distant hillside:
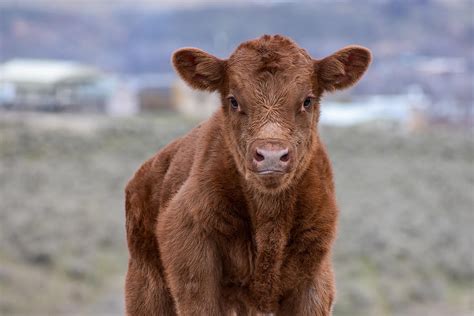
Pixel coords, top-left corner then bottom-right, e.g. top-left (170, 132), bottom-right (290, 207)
top-left (1, 1), bottom-right (472, 73)
top-left (0, 0), bottom-right (473, 109)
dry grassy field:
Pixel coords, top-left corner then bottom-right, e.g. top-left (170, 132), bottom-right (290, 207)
top-left (0, 112), bottom-right (472, 315)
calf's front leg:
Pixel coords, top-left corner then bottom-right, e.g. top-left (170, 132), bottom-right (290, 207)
top-left (157, 207), bottom-right (225, 316)
top-left (277, 255), bottom-right (335, 316)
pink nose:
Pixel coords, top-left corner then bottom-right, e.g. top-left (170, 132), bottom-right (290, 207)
top-left (248, 139), bottom-right (294, 174)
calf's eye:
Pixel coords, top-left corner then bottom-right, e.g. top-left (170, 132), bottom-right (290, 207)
top-left (303, 97), bottom-right (312, 109)
top-left (229, 97), bottom-right (239, 111)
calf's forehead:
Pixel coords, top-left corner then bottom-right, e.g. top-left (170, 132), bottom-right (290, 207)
top-left (226, 38), bottom-right (314, 93)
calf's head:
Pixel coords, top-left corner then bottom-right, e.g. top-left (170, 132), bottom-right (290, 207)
top-left (173, 35), bottom-right (371, 191)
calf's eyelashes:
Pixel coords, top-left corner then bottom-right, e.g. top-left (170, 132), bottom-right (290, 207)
top-left (227, 96), bottom-right (241, 112)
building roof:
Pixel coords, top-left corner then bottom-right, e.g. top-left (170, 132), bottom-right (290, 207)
top-left (0, 59), bottom-right (102, 85)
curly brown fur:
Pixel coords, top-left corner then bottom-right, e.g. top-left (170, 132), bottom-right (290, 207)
top-left (125, 34), bottom-right (371, 315)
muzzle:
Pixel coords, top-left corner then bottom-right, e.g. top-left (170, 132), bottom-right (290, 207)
top-left (247, 138), bottom-right (295, 175)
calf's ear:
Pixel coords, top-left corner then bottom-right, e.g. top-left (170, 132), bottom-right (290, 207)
top-left (172, 48), bottom-right (225, 92)
top-left (316, 46), bottom-right (371, 92)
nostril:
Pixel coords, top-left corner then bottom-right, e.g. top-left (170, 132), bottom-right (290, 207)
top-left (254, 150), bottom-right (265, 162)
top-left (280, 153), bottom-right (289, 162)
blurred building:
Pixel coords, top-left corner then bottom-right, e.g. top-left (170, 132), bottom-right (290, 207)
top-left (172, 80), bottom-right (220, 119)
top-left (0, 59), bottom-right (138, 115)
top-left (129, 74), bottom-right (220, 118)
top-left (130, 73), bottom-right (175, 112)
top-left (320, 86), bottom-right (429, 129)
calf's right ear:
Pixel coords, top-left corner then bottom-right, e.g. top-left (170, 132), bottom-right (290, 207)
top-left (172, 48), bottom-right (226, 92)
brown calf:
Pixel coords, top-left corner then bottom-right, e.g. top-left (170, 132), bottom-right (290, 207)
top-left (125, 34), bottom-right (371, 315)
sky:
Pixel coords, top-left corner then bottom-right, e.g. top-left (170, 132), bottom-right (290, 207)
top-left (1, 0), bottom-right (277, 10)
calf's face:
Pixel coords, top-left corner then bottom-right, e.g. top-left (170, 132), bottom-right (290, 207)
top-left (173, 35), bottom-right (371, 191)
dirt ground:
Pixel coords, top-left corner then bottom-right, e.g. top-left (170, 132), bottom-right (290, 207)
top-left (0, 112), bottom-right (472, 316)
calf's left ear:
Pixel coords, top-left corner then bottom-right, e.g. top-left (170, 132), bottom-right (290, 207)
top-left (172, 48), bottom-right (225, 92)
top-left (316, 46), bottom-right (371, 92)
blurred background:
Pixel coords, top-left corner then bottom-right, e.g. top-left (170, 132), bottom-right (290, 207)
top-left (0, 0), bottom-right (472, 315)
